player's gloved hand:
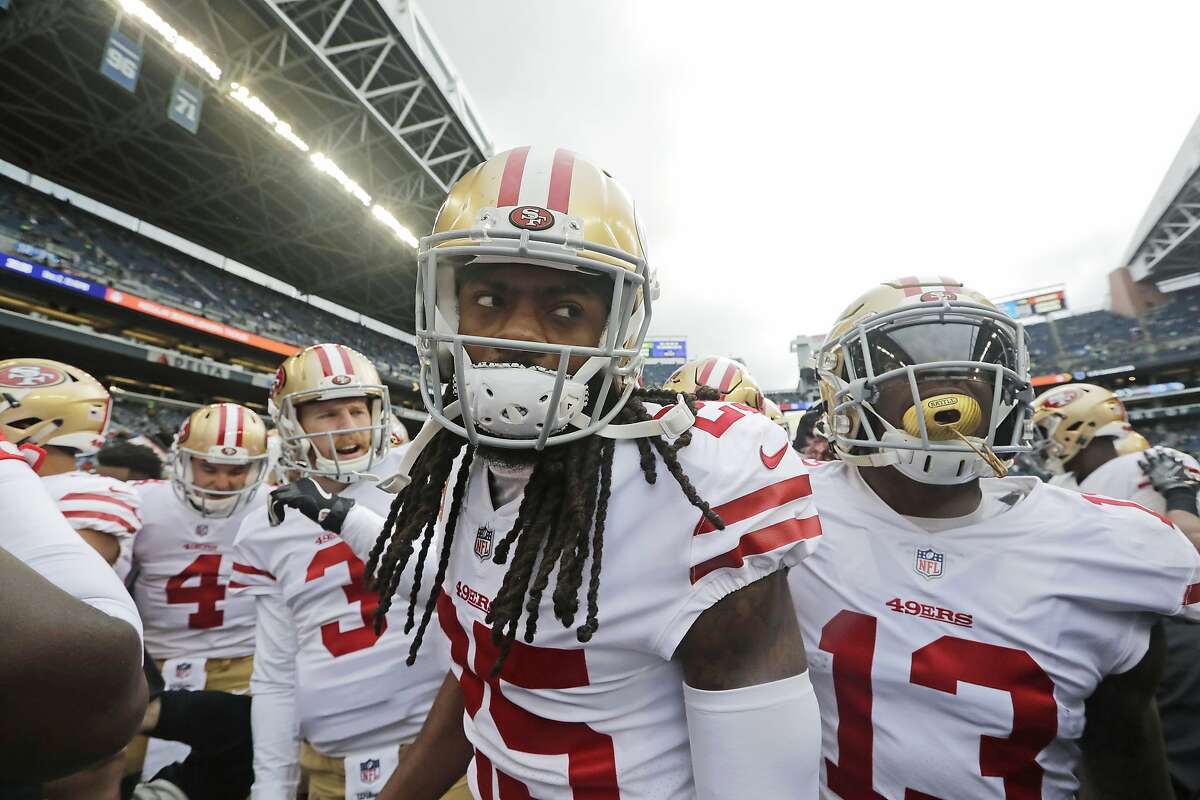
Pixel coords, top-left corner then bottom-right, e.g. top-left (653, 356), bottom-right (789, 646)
top-left (268, 478), bottom-right (356, 532)
top-left (1139, 448), bottom-right (1199, 514)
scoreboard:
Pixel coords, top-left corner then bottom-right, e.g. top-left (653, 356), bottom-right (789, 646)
top-left (641, 338), bottom-right (687, 359)
top-left (997, 288), bottom-right (1067, 319)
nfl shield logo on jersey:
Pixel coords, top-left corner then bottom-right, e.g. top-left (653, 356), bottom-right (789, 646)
top-left (474, 525), bottom-right (494, 561)
top-left (194, 524), bottom-right (209, 538)
top-left (915, 547), bottom-right (944, 580)
top-left (175, 662), bottom-right (192, 680)
top-left (359, 758), bottom-right (381, 784)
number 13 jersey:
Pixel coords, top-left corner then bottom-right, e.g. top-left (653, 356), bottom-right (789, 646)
top-left (789, 460), bottom-right (1200, 800)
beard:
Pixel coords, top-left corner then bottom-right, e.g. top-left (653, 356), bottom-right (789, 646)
top-left (476, 444), bottom-right (542, 470)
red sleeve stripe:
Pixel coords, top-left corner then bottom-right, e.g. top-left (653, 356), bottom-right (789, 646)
top-left (62, 510), bottom-right (137, 533)
top-left (691, 515), bottom-right (823, 584)
top-left (228, 580), bottom-right (251, 590)
top-left (232, 562), bottom-right (275, 579)
top-left (695, 473), bottom-right (813, 535)
top-left (1185, 583), bottom-right (1200, 606)
top-left (59, 492), bottom-right (139, 514)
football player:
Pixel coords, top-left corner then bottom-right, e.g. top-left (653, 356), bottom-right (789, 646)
top-left (790, 277), bottom-right (1200, 799)
top-left (0, 432), bottom-right (145, 781)
top-left (231, 344), bottom-right (458, 800)
top-left (0, 358), bottom-right (140, 567)
top-left (1031, 384), bottom-right (1200, 799)
top-left (662, 355), bottom-right (791, 433)
top-left (276, 148), bottom-right (823, 799)
top-left (123, 403), bottom-right (270, 786)
top-left (1031, 383), bottom-right (1200, 542)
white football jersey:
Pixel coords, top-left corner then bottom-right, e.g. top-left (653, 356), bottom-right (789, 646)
top-left (40, 470), bottom-right (142, 540)
top-left (439, 401), bottom-right (821, 800)
top-left (130, 480), bottom-right (262, 660)
top-left (231, 450), bottom-right (446, 759)
top-left (1050, 448), bottom-right (1200, 514)
top-left (790, 460), bottom-right (1200, 800)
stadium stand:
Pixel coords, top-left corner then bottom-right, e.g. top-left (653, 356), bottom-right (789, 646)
top-left (1024, 287), bottom-right (1200, 375)
top-left (0, 177), bottom-right (419, 381)
top-left (641, 362), bottom-right (683, 387)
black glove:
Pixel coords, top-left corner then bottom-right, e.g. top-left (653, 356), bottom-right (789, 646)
top-left (1139, 448), bottom-right (1199, 514)
top-left (268, 478), bottom-right (356, 532)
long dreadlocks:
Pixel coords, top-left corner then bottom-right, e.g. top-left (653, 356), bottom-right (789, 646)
top-left (367, 387), bottom-right (725, 673)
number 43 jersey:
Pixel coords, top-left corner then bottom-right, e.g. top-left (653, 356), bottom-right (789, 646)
top-left (131, 480), bottom-right (260, 660)
top-left (789, 460), bottom-right (1200, 800)
top-left (438, 401), bottom-right (821, 800)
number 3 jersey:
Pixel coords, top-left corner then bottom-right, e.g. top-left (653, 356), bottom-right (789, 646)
top-left (437, 402), bottom-right (821, 800)
top-left (230, 450), bottom-right (447, 798)
top-left (789, 460), bottom-right (1200, 800)
top-left (130, 480), bottom-right (261, 660)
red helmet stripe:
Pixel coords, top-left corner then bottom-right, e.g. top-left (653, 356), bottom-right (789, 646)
top-left (696, 357), bottom-right (718, 386)
top-left (497, 146), bottom-right (531, 207)
top-left (217, 404), bottom-right (229, 445)
top-left (335, 345), bottom-right (356, 375)
top-left (717, 362), bottom-right (740, 394)
top-left (235, 406), bottom-right (245, 447)
top-left (313, 345), bottom-right (335, 376)
top-left (898, 276), bottom-right (923, 297)
top-left (546, 149), bottom-right (576, 213)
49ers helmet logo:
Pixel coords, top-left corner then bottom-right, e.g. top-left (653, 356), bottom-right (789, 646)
top-left (920, 290), bottom-right (959, 302)
top-left (0, 365), bottom-right (65, 388)
top-left (508, 206), bottom-right (554, 231)
top-left (1041, 387), bottom-right (1082, 409)
top-left (271, 367), bottom-right (286, 397)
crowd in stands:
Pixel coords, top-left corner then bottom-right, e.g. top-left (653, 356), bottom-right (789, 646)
top-left (110, 400), bottom-right (191, 452)
top-left (0, 179), bottom-right (418, 380)
top-left (1024, 287), bottom-right (1200, 375)
top-left (1142, 416), bottom-right (1200, 461)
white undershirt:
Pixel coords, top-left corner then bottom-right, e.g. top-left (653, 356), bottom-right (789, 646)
top-left (485, 462), bottom-right (533, 509)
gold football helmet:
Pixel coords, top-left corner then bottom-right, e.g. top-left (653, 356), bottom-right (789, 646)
top-left (663, 356), bottom-right (765, 409)
top-left (0, 358), bottom-right (111, 456)
top-left (416, 146), bottom-right (655, 450)
top-left (1030, 383), bottom-right (1134, 474)
top-left (268, 344), bottom-right (390, 481)
top-left (816, 277), bottom-right (1032, 484)
top-left (171, 403), bottom-right (269, 517)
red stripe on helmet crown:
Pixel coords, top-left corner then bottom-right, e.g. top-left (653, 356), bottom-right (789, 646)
top-left (898, 276), bottom-right (922, 297)
top-left (217, 404), bottom-right (228, 446)
top-left (313, 345), bottom-right (335, 377)
top-left (235, 406), bottom-right (245, 447)
top-left (546, 149), bottom-right (576, 213)
top-left (497, 146), bottom-right (531, 207)
top-left (335, 345), bottom-right (356, 375)
top-left (717, 362), bottom-right (740, 394)
top-left (696, 358), bottom-right (718, 386)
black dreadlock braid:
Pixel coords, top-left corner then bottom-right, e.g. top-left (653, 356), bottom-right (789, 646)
top-left (370, 387), bottom-right (724, 673)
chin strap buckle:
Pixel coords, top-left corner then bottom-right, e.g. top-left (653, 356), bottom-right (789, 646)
top-left (593, 395), bottom-right (695, 441)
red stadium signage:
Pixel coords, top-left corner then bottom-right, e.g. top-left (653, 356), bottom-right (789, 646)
top-left (104, 288), bottom-right (300, 357)
top-left (1030, 372), bottom-right (1072, 387)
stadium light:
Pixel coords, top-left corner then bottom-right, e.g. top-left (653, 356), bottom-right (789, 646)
top-left (228, 83), bottom-right (310, 152)
top-left (116, 0), bottom-right (221, 82)
top-left (311, 153), bottom-right (372, 207)
top-left (372, 206), bottom-right (420, 248)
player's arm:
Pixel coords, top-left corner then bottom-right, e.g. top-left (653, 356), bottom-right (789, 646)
top-left (674, 571), bottom-right (821, 799)
top-left (1078, 623), bottom-right (1173, 800)
top-left (1139, 449), bottom-right (1200, 549)
top-left (247, 585), bottom-right (303, 800)
top-left (379, 672), bottom-right (473, 800)
top-left (75, 527), bottom-right (121, 564)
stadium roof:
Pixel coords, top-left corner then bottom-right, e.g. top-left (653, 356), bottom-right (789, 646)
top-left (1122, 112), bottom-right (1200, 284)
top-left (0, 0), bottom-right (490, 330)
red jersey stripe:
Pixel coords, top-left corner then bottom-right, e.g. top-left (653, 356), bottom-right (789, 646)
top-left (313, 345), bottom-right (335, 376)
top-left (63, 510), bottom-right (137, 533)
top-left (475, 749), bottom-right (494, 800)
top-left (695, 473), bottom-right (813, 535)
top-left (497, 146), bottom-right (531, 207)
top-left (232, 562), bottom-right (276, 579)
top-left (59, 492), bottom-right (139, 514)
top-left (691, 515), bottom-right (822, 584)
top-left (1185, 583), bottom-right (1200, 606)
top-left (228, 581), bottom-right (250, 590)
top-left (546, 148), bottom-right (576, 213)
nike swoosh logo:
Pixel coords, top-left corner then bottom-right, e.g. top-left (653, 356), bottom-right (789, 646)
top-left (760, 443), bottom-right (789, 470)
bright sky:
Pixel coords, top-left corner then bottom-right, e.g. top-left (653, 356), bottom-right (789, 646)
top-left (419, 0), bottom-right (1200, 389)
